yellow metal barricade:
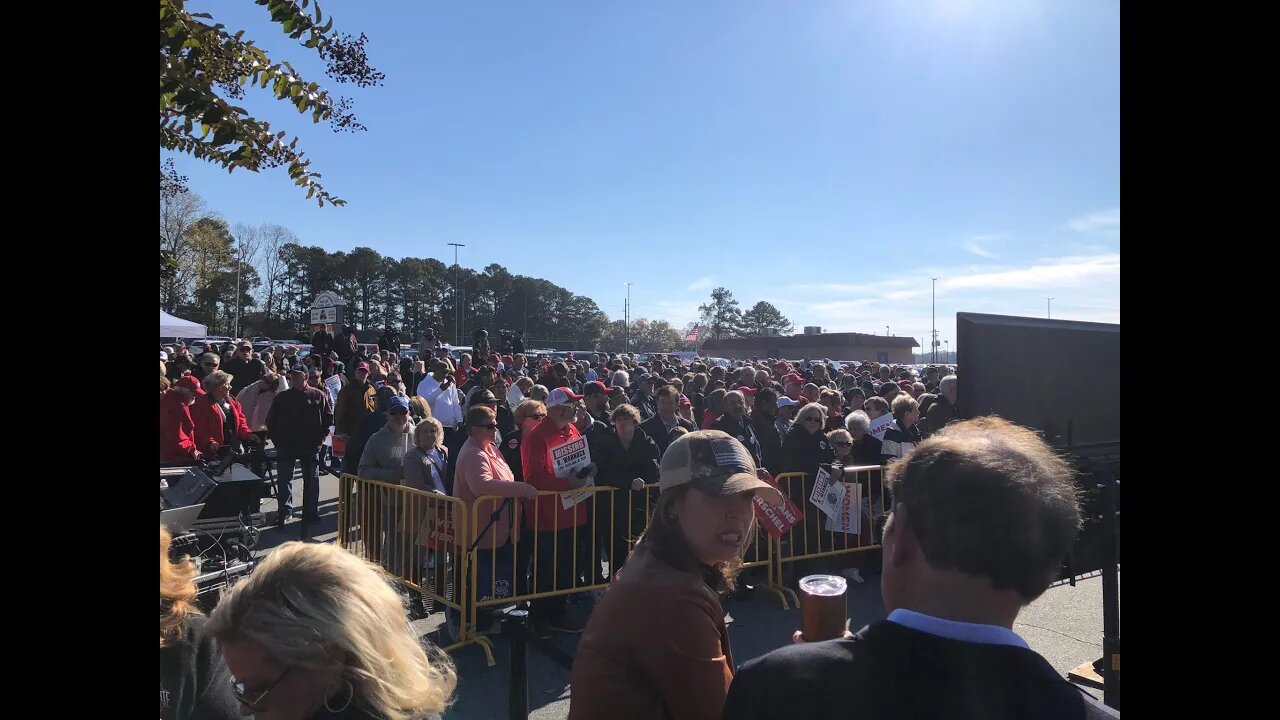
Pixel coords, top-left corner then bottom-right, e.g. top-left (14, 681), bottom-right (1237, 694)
top-left (337, 474), bottom-right (478, 657)
top-left (770, 467), bottom-right (891, 607)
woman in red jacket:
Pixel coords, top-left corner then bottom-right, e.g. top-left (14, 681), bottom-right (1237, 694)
top-left (160, 375), bottom-right (203, 463)
top-left (191, 370), bottom-right (260, 458)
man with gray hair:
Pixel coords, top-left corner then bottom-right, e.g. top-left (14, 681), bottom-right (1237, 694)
top-left (711, 389), bottom-right (763, 467)
top-left (918, 374), bottom-right (957, 438)
top-left (725, 416), bottom-right (1117, 719)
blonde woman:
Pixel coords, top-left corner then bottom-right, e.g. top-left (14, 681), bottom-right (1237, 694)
top-left (160, 525), bottom-right (239, 720)
top-left (404, 417), bottom-right (448, 495)
top-left (208, 542), bottom-right (456, 720)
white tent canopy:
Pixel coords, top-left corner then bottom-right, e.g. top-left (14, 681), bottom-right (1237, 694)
top-left (160, 309), bottom-right (206, 337)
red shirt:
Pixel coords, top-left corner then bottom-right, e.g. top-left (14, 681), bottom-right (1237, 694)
top-left (159, 390), bottom-right (198, 462)
top-left (519, 419), bottom-right (589, 532)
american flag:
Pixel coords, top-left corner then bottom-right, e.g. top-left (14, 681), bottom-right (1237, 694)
top-left (685, 326), bottom-right (701, 342)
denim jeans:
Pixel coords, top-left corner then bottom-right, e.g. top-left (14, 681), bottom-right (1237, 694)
top-left (275, 446), bottom-right (319, 519)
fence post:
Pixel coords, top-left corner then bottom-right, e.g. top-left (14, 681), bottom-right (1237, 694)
top-left (502, 609), bottom-right (530, 720)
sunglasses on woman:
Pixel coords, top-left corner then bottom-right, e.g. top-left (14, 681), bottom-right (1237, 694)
top-left (230, 667), bottom-right (291, 711)
top-left (832, 441), bottom-right (852, 448)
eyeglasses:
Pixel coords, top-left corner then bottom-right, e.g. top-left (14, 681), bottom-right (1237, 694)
top-left (471, 422), bottom-right (499, 430)
top-left (230, 667), bottom-right (291, 712)
top-left (832, 441), bottom-right (852, 448)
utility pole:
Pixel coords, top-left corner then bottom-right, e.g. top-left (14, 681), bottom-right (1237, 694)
top-left (233, 239), bottom-right (242, 339)
top-left (931, 277), bottom-right (939, 364)
top-left (447, 243), bottom-right (466, 343)
top-left (625, 282), bottom-right (632, 353)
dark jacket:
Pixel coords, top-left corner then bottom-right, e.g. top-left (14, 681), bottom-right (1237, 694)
top-left (343, 410), bottom-right (387, 476)
top-left (334, 379), bottom-right (376, 436)
top-left (310, 330), bottom-right (334, 358)
top-left (223, 357), bottom-right (265, 395)
top-left (778, 424), bottom-right (834, 510)
top-left (159, 615), bottom-right (240, 720)
top-left (335, 328), bottom-right (358, 363)
top-left (639, 414), bottom-right (697, 458)
top-left (630, 391), bottom-right (658, 421)
top-left (500, 428), bottom-right (526, 483)
top-left (750, 410), bottom-right (783, 474)
top-left (711, 413), bottom-right (763, 468)
top-left (723, 619), bottom-right (1119, 720)
top-left (594, 427), bottom-right (661, 492)
top-left (377, 331), bottom-right (399, 353)
top-left (881, 420), bottom-right (923, 464)
top-left (265, 386), bottom-right (333, 452)
top-left (850, 433), bottom-right (883, 467)
top-left (918, 396), bottom-right (956, 438)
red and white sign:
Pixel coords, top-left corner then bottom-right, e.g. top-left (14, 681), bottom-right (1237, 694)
top-left (823, 482), bottom-right (862, 535)
top-left (753, 473), bottom-right (802, 539)
top-left (868, 413), bottom-right (895, 441)
top-left (548, 434), bottom-right (594, 509)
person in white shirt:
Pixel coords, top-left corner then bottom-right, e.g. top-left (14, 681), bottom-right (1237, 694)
top-left (417, 360), bottom-right (464, 431)
top-left (508, 376), bottom-right (533, 409)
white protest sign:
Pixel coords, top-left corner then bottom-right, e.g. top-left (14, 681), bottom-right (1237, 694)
top-left (548, 435), bottom-right (594, 509)
top-left (823, 482), bottom-right (862, 534)
top-left (808, 466), bottom-right (840, 520)
top-left (868, 413), bottom-right (895, 440)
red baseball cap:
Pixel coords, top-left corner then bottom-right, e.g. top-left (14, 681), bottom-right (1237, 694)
top-left (355, 362), bottom-right (370, 372)
top-left (547, 387), bottom-right (585, 407)
top-left (175, 375), bottom-right (203, 394)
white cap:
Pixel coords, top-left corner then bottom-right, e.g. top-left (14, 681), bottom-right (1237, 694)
top-left (776, 396), bottom-right (800, 408)
top-left (546, 386), bottom-right (585, 408)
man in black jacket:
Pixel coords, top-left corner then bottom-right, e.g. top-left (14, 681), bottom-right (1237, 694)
top-left (639, 383), bottom-right (697, 457)
top-left (918, 373), bottom-right (957, 438)
top-left (748, 386), bottom-right (783, 474)
top-left (711, 389), bottom-right (763, 467)
top-left (377, 326), bottom-right (399, 353)
top-left (309, 323), bottom-right (334, 358)
top-left (223, 341), bottom-right (265, 395)
top-left (265, 368), bottom-right (334, 535)
top-left (629, 374), bottom-right (658, 421)
top-left (723, 416), bottom-right (1118, 720)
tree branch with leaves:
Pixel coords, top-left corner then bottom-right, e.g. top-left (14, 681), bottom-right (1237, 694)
top-left (160, 0), bottom-right (384, 206)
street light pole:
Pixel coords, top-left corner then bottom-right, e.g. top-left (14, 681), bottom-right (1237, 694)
top-left (448, 243), bottom-right (466, 343)
top-left (1047, 297), bottom-right (1054, 319)
top-left (624, 282), bottom-right (632, 354)
top-left (233, 239), bottom-right (243, 339)
top-left (945, 340), bottom-right (950, 362)
top-left (931, 277), bottom-right (939, 364)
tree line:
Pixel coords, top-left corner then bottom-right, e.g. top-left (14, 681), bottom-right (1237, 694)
top-left (160, 181), bottom-right (692, 351)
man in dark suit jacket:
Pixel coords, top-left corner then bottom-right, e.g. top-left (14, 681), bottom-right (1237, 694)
top-left (724, 416), bottom-right (1118, 720)
top-left (639, 383), bottom-right (697, 458)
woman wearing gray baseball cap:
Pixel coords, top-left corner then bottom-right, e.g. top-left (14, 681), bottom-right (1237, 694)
top-left (569, 430), bottom-right (782, 720)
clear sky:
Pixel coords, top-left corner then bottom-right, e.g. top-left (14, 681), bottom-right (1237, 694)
top-left (167, 0), bottom-right (1120, 349)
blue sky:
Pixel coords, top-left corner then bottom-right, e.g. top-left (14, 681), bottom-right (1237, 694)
top-left (167, 0), bottom-right (1119, 349)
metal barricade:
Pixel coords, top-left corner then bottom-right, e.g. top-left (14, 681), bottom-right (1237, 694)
top-left (337, 474), bottom-right (477, 657)
top-left (770, 467), bottom-right (891, 607)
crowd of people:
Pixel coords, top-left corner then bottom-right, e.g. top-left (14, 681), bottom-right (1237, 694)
top-left (160, 329), bottom-right (1115, 719)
